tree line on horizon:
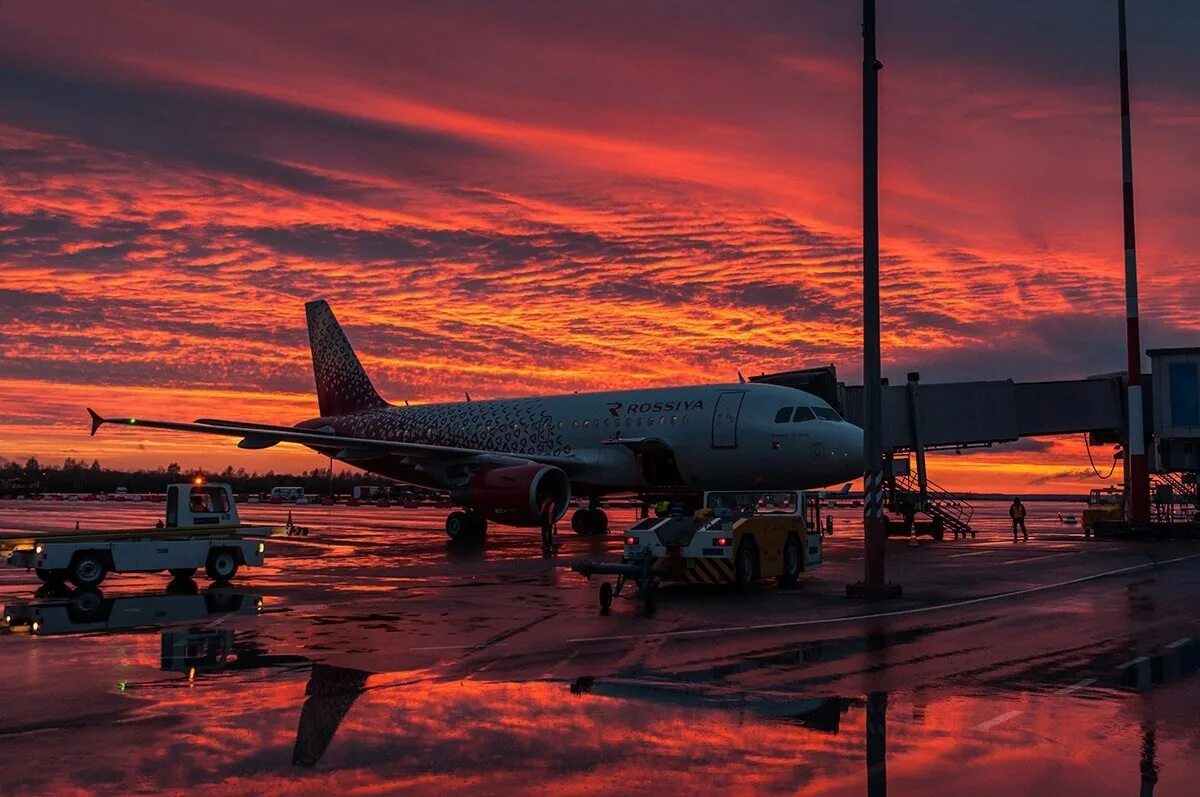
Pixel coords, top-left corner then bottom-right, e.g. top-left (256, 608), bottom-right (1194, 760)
top-left (0, 457), bottom-right (401, 497)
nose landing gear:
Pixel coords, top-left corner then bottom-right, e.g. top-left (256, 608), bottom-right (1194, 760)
top-left (570, 505), bottom-right (609, 536)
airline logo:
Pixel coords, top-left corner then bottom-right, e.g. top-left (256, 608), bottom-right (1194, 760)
top-left (606, 399), bottom-right (703, 417)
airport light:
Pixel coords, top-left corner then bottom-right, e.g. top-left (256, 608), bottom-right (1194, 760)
top-left (1117, 0), bottom-right (1150, 527)
top-left (193, 475), bottom-right (204, 486)
top-left (852, 0), bottom-right (896, 599)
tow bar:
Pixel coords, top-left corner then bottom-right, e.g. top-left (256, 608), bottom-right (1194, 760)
top-left (571, 547), bottom-right (667, 614)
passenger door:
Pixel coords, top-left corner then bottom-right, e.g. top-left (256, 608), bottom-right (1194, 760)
top-left (711, 391), bottom-right (746, 449)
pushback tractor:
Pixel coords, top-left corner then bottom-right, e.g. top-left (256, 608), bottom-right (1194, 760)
top-left (572, 490), bottom-right (823, 613)
top-left (2, 483), bottom-right (291, 589)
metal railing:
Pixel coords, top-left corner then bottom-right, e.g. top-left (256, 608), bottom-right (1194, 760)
top-left (893, 472), bottom-right (974, 532)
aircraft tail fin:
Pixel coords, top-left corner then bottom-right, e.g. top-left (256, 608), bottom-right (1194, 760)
top-left (305, 300), bottom-right (388, 417)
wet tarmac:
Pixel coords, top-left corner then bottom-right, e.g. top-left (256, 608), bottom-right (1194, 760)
top-left (2, 499), bottom-right (1199, 795)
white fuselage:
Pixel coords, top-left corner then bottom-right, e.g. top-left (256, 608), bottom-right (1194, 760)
top-left (311, 382), bottom-right (863, 495)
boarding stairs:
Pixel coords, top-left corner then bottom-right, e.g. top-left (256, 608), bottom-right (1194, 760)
top-left (891, 472), bottom-right (974, 538)
top-left (1151, 472), bottom-right (1199, 524)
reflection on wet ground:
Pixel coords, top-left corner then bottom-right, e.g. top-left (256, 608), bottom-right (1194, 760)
top-left (2, 500), bottom-right (1199, 795)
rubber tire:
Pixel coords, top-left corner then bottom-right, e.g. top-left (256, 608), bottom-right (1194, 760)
top-left (469, 513), bottom-right (488, 538)
top-left (169, 567), bottom-right (198, 580)
top-left (68, 552), bottom-right (108, 589)
top-left (571, 509), bottom-right (591, 535)
top-left (599, 581), bottom-right (613, 612)
top-left (735, 540), bottom-right (758, 593)
top-left (35, 568), bottom-right (68, 585)
top-left (588, 509), bottom-right (609, 536)
top-left (68, 590), bottom-right (105, 623)
top-left (778, 533), bottom-right (802, 587)
top-left (205, 549), bottom-right (239, 582)
top-left (446, 511), bottom-right (470, 540)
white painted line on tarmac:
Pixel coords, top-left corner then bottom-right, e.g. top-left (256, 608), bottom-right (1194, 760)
top-left (973, 710), bottom-right (1022, 732)
top-left (1166, 637), bottom-right (1192, 649)
top-left (567, 552), bottom-right (1200, 644)
top-left (1117, 655), bottom-right (1149, 670)
top-left (410, 642), bottom-right (508, 652)
top-left (945, 550), bottom-right (996, 559)
top-left (997, 552), bottom-right (1075, 566)
top-left (1055, 678), bottom-right (1096, 695)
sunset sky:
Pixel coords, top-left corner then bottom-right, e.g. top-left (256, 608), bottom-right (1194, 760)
top-left (1, 1), bottom-right (1198, 493)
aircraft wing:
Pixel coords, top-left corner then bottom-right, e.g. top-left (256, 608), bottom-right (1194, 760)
top-left (87, 408), bottom-right (582, 468)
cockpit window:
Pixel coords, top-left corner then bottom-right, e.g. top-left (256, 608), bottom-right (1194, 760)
top-left (792, 406), bottom-right (815, 422)
top-left (813, 407), bottom-right (842, 422)
top-left (774, 407), bottom-right (792, 423)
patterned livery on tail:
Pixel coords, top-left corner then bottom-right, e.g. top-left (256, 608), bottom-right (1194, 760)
top-left (305, 299), bottom-right (388, 417)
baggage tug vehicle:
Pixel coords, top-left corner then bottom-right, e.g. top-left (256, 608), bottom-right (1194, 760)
top-left (573, 490), bottom-right (823, 613)
top-left (2, 482), bottom-right (289, 589)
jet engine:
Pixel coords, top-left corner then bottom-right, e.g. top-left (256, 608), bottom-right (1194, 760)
top-left (459, 464), bottom-right (571, 527)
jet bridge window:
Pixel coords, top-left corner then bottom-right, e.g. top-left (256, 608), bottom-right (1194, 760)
top-left (793, 406), bottom-right (816, 422)
top-left (774, 407), bottom-right (792, 423)
top-left (813, 407), bottom-right (842, 422)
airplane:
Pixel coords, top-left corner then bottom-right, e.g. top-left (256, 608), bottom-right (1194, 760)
top-left (89, 300), bottom-right (864, 540)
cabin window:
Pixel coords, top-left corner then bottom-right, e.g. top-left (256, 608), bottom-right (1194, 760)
top-left (583, 420), bottom-right (589, 428)
top-left (189, 486), bottom-right (229, 513)
top-left (774, 407), bottom-right (792, 423)
top-left (671, 416), bottom-right (677, 425)
top-left (573, 420), bottom-right (579, 428)
top-left (813, 407), bottom-right (842, 422)
top-left (793, 406), bottom-right (816, 422)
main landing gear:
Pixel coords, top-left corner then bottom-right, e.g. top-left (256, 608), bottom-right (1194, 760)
top-left (445, 510), bottom-right (487, 541)
top-left (570, 502), bottom-right (609, 536)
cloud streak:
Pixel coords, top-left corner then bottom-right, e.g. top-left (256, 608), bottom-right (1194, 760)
top-left (0, 1), bottom-right (1197, 492)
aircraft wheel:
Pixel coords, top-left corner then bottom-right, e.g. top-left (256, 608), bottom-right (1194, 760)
top-left (205, 549), bottom-right (240, 582)
top-left (778, 533), bottom-right (801, 587)
top-left (571, 509), bottom-right (592, 535)
top-left (68, 551), bottom-right (108, 589)
top-left (446, 511), bottom-right (470, 540)
top-left (734, 539), bottom-right (759, 593)
top-left (587, 509), bottom-right (609, 536)
top-left (446, 511), bottom-right (486, 540)
top-left (599, 581), bottom-right (613, 612)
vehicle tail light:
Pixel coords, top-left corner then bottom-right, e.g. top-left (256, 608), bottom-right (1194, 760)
top-left (714, 537), bottom-right (730, 546)
top-left (624, 536), bottom-right (638, 546)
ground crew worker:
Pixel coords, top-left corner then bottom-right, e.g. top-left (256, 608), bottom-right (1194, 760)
top-left (1010, 497), bottom-right (1028, 542)
top-left (539, 500), bottom-right (558, 554)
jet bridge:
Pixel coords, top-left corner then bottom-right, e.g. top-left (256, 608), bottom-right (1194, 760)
top-left (753, 367), bottom-right (1129, 535)
top-left (752, 367), bottom-right (1128, 454)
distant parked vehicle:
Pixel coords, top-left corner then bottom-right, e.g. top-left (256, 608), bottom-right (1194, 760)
top-left (270, 486), bottom-right (305, 502)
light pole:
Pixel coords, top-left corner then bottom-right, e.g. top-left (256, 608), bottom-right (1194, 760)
top-left (852, 0), bottom-right (895, 598)
top-left (1117, 0), bottom-right (1150, 528)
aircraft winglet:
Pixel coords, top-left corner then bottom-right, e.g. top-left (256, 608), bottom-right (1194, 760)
top-left (87, 407), bottom-right (105, 437)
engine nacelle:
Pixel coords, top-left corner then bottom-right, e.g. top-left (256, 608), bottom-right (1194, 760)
top-left (457, 464), bottom-right (571, 527)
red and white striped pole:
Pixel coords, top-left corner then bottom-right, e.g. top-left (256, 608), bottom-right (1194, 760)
top-left (1118, 0), bottom-right (1150, 527)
